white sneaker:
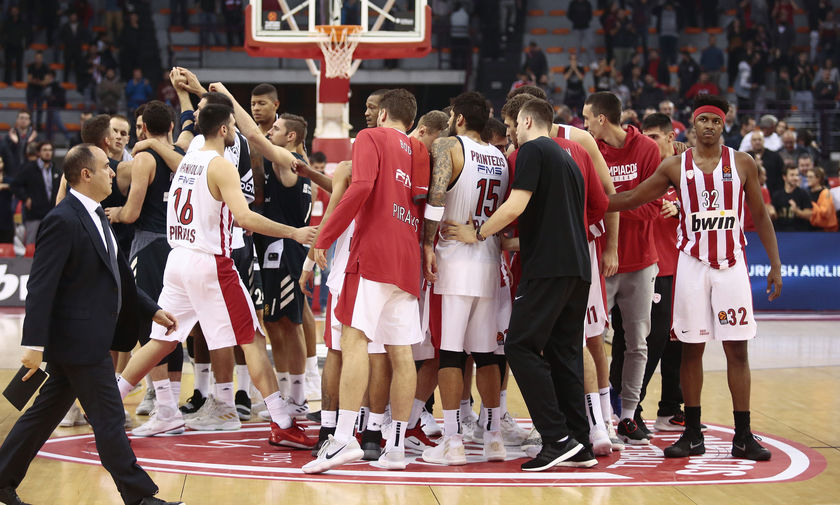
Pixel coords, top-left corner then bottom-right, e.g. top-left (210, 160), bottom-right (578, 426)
top-left (483, 431), bottom-right (506, 462)
top-left (419, 410), bottom-right (442, 437)
top-left (461, 418), bottom-right (481, 443)
top-left (184, 394), bottom-right (214, 421)
top-left (251, 400), bottom-right (267, 417)
top-left (520, 427), bottom-right (542, 458)
top-left (59, 404), bottom-right (87, 427)
top-left (606, 421), bottom-right (625, 451)
top-left (185, 398), bottom-right (242, 431)
top-left (305, 373), bottom-right (321, 401)
top-left (132, 406), bottom-right (185, 437)
top-left (590, 426), bottom-right (612, 456)
top-left (284, 398), bottom-right (311, 418)
top-left (135, 388), bottom-right (156, 416)
top-left (302, 435), bottom-right (364, 474)
top-left (373, 448), bottom-right (407, 470)
top-left (422, 435), bottom-right (467, 466)
top-left (500, 412), bottom-right (529, 446)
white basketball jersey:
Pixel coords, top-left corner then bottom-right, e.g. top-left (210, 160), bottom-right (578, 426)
top-left (434, 135), bottom-right (509, 298)
top-left (556, 124), bottom-right (572, 139)
top-left (167, 150), bottom-right (234, 257)
top-left (325, 220), bottom-right (355, 295)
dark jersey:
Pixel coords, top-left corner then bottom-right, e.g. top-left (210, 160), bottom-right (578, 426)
top-left (101, 157), bottom-right (135, 256)
top-left (135, 146), bottom-right (185, 233)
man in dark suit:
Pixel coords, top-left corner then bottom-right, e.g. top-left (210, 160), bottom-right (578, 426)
top-left (12, 141), bottom-right (62, 245)
top-left (0, 144), bottom-right (184, 505)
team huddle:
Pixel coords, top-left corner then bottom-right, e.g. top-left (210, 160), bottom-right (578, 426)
top-left (46, 68), bottom-right (783, 475)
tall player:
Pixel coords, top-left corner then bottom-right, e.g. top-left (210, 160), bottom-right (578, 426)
top-left (303, 89), bottom-right (430, 473)
top-left (607, 95), bottom-right (781, 461)
top-left (422, 92), bottom-right (509, 465)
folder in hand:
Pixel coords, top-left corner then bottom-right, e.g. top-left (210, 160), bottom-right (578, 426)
top-left (3, 366), bottom-right (48, 411)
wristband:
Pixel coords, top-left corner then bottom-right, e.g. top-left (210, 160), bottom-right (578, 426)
top-left (302, 257), bottom-right (315, 272)
top-left (179, 109), bottom-right (195, 127)
top-left (182, 122), bottom-right (195, 135)
top-left (424, 204), bottom-right (445, 222)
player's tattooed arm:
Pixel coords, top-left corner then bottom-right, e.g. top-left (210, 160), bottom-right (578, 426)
top-left (423, 136), bottom-right (457, 247)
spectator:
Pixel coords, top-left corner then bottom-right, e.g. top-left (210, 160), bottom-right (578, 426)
top-left (792, 52), bottom-right (815, 112)
top-left (449, 2), bottom-right (471, 70)
top-left (612, 9), bottom-right (637, 72)
top-left (611, 71), bottom-right (632, 108)
top-left (816, 10), bottom-right (837, 62)
top-left (2, 6), bottom-right (28, 85)
top-left (636, 74), bottom-right (666, 112)
top-left (806, 166), bottom-right (838, 232)
top-left (104, 0), bottom-right (123, 41)
top-left (742, 0), bottom-right (771, 29)
top-left (524, 42), bottom-right (548, 83)
top-left (772, 165), bottom-right (813, 231)
top-left (814, 58), bottom-right (839, 87)
top-left (97, 67), bottom-right (124, 115)
top-left (683, 123), bottom-right (696, 147)
top-left (568, 0), bottom-right (593, 63)
top-left (631, 0), bottom-right (654, 58)
top-left (726, 17), bottom-right (747, 87)
top-left (510, 70), bottom-right (534, 92)
top-left (26, 52), bottom-right (49, 130)
top-left (12, 141), bottom-right (61, 244)
top-left (59, 12), bottom-right (90, 85)
top-left (119, 12), bottom-right (141, 81)
top-left (797, 153), bottom-right (815, 189)
top-left (36, 0), bottom-right (61, 47)
top-left (658, 100), bottom-right (686, 138)
top-left (655, 2), bottom-right (682, 65)
top-left (743, 164), bottom-right (777, 231)
top-left (748, 130), bottom-right (785, 195)
top-left (0, 156), bottom-right (13, 243)
top-left (796, 128), bottom-right (821, 162)
top-left (68, 111), bottom-right (93, 148)
top-left (734, 59), bottom-right (757, 112)
top-left (563, 54), bottom-right (587, 114)
top-left (775, 119), bottom-right (788, 137)
top-left (778, 130), bottom-right (804, 165)
top-left (699, 34), bottom-right (725, 86)
top-left (555, 104), bottom-right (585, 129)
top-left (432, 0), bottom-right (451, 60)
top-left (685, 71), bottom-right (720, 100)
top-left (770, 66), bottom-right (792, 114)
top-left (42, 71), bottom-right (70, 143)
top-left (723, 103), bottom-right (742, 149)
top-left (676, 49), bottom-right (700, 99)
top-left (647, 48), bottom-right (671, 87)
top-left (740, 114), bottom-right (783, 152)
top-left (813, 68), bottom-right (839, 107)
top-left (125, 68), bottom-right (152, 118)
top-left (171, 0), bottom-right (190, 28)
top-left (224, 0), bottom-right (244, 47)
top-left (593, 58), bottom-right (614, 92)
top-left (771, 0), bottom-right (797, 55)
top-left (157, 70), bottom-right (178, 110)
top-left (600, 2), bottom-right (620, 62)
top-left (2, 111), bottom-right (38, 181)
top-left (99, 42), bottom-right (120, 73)
top-left (198, 0), bottom-right (222, 47)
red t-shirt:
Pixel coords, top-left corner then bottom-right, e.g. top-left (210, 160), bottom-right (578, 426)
top-left (652, 187), bottom-right (679, 277)
top-left (743, 186), bottom-right (771, 232)
top-left (314, 128), bottom-right (430, 297)
top-left (672, 119), bottom-right (687, 138)
top-left (596, 125), bottom-right (661, 273)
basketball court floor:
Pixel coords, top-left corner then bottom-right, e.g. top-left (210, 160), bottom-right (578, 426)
top-left (0, 310), bottom-right (836, 504)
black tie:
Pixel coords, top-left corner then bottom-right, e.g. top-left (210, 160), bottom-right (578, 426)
top-left (95, 206), bottom-right (122, 311)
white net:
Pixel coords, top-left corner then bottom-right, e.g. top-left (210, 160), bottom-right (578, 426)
top-left (316, 26), bottom-right (362, 79)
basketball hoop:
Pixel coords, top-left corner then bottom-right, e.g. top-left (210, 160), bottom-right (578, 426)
top-left (315, 25), bottom-right (363, 79)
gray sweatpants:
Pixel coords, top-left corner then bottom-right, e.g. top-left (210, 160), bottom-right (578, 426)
top-left (606, 263), bottom-right (658, 419)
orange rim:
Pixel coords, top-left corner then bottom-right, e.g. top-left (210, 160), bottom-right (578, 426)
top-left (314, 25), bottom-right (363, 43)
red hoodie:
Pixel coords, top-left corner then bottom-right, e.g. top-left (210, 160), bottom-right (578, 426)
top-left (596, 125), bottom-right (661, 273)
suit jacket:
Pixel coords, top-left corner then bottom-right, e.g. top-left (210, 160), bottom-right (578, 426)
top-left (21, 192), bottom-right (159, 365)
top-left (14, 160), bottom-right (63, 221)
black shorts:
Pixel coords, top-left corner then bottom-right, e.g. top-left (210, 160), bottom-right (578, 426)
top-left (131, 237), bottom-right (171, 345)
top-left (231, 233), bottom-right (264, 309)
top-left (262, 265), bottom-right (304, 324)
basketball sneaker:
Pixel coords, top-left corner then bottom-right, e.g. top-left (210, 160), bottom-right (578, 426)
top-left (521, 437), bottom-right (582, 472)
top-left (617, 418), bottom-right (650, 445)
top-left (404, 424), bottom-right (437, 453)
top-left (269, 419), bottom-right (317, 449)
top-left (373, 448), bottom-right (407, 470)
top-left (500, 412), bottom-right (529, 446)
top-left (59, 404), bottom-right (87, 427)
top-left (461, 417), bottom-right (480, 443)
top-left (306, 410), bottom-right (322, 423)
top-left (419, 409), bottom-right (442, 437)
top-left (555, 446), bottom-right (598, 468)
top-left (664, 430), bottom-right (705, 458)
top-left (136, 388), bottom-right (156, 416)
top-left (422, 435), bottom-right (467, 466)
top-left (312, 426), bottom-right (335, 457)
top-left (179, 389), bottom-right (206, 415)
top-left (520, 427), bottom-right (543, 458)
top-left (483, 431), bottom-right (506, 462)
top-left (302, 435), bottom-right (364, 474)
top-left (184, 395), bottom-right (213, 421)
top-left (361, 429), bottom-right (384, 460)
top-left (731, 433), bottom-right (771, 461)
top-left (235, 390), bottom-right (251, 421)
top-left (185, 398), bottom-right (242, 431)
top-left (132, 406), bottom-right (185, 437)
top-left (606, 422), bottom-right (625, 451)
top-left (654, 410), bottom-right (709, 432)
top-left (634, 411), bottom-right (653, 439)
top-left (284, 399), bottom-right (311, 418)
top-left (589, 426), bottom-right (612, 456)
top-left (251, 400), bottom-right (267, 418)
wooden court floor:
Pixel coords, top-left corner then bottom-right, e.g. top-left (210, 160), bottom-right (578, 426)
top-left (0, 315), bottom-right (838, 505)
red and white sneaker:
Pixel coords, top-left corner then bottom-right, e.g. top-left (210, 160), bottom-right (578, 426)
top-left (404, 424), bottom-right (438, 453)
top-left (269, 420), bottom-right (317, 449)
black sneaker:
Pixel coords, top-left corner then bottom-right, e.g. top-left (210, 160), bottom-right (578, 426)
top-left (361, 429), bottom-right (383, 461)
top-left (617, 418), bottom-right (650, 445)
top-left (235, 390), bottom-right (251, 421)
top-left (634, 410), bottom-right (653, 439)
top-left (179, 389), bottom-right (206, 414)
top-left (556, 446), bottom-right (597, 468)
top-left (0, 486), bottom-right (30, 505)
top-left (732, 433), bottom-right (771, 461)
top-left (664, 430), bottom-right (705, 458)
top-left (312, 426), bottom-right (336, 457)
top-left (521, 437), bottom-right (582, 472)
top-left (306, 410), bottom-right (322, 423)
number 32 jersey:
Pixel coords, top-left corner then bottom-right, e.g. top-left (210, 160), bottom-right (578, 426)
top-left (167, 150), bottom-right (235, 257)
top-left (434, 135), bottom-right (509, 298)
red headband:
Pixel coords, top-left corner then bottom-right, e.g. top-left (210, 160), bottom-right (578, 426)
top-left (693, 105), bottom-right (725, 122)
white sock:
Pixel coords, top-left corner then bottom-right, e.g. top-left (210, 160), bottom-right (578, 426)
top-left (195, 363), bottom-right (211, 396)
top-left (289, 374), bottom-right (305, 404)
top-left (235, 364), bottom-right (251, 393)
top-left (599, 387), bottom-right (613, 424)
top-left (305, 356), bottom-right (318, 375)
top-left (459, 399), bottom-right (473, 423)
top-left (500, 389), bottom-right (508, 415)
top-left (482, 406), bottom-right (501, 433)
top-left (276, 371), bottom-right (290, 397)
top-left (408, 398), bottom-right (425, 428)
top-left (215, 382), bottom-right (235, 407)
top-left (335, 409), bottom-right (358, 444)
top-left (443, 409), bottom-right (460, 437)
top-left (265, 391), bottom-right (291, 428)
top-left (357, 406), bottom-right (370, 433)
top-left (586, 393), bottom-right (607, 432)
top-left (145, 376), bottom-right (153, 390)
top-left (171, 381), bottom-right (181, 404)
top-left (117, 376), bottom-right (134, 399)
top-left (321, 410), bottom-right (338, 428)
top-left (367, 412), bottom-right (384, 432)
top-left (386, 420), bottom-right (407, 453)
top-left (153, 379), bottom-right (176, 412)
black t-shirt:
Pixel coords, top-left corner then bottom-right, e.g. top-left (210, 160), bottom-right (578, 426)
top-left (771, 186), bottom-right (812, 231)
top-left (258, 151), bottom-right (311, 273)
top-left (136, 146), bottom-right (185, 233)
top-left (27, 63), bottom-right (47, 92)
top-left (512, 136), bottom-right (590, 281)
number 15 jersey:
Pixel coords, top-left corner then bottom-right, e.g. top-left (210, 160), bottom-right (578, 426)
top-left (434, 135), bottom-right (509, 298)
top-left (167, 150), bottom-right (235, 257)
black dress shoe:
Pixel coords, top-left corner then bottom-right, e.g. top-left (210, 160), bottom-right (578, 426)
top-left (0, 487), bottom-right (31, 505)
top-left (138, 497), bottom-right (186, 505)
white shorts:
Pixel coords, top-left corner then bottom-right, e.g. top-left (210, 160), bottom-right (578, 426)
top-left (440, 294), bottom-right (499, 354)
top-left (584, 240), bottom-right (608, 342)
top-left (672, 252), bottom-right (756, 343)
top-left (325, 290), bottom-right (386, 354)
top-left (336, 273), bottom-right (422, 347)
top-left (150, 248), bottom-right (258, 350)
top-left (413, 284), bottom-right (436, 361)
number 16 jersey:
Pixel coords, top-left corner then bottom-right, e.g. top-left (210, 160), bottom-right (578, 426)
top-left (434, 135), bottom-right (509, 298)
top-left (167, 150), bottom-right (235, 257)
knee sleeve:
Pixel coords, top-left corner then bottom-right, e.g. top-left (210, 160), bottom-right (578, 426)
top-left (438, 350), bottom-right (467, 371)
top-left (185, 334), bottom-right (195, 360)
top-left (472, 352), bottom-right (497, 369)
top-left (415, 359), bottom-right (425, 372)
top-left (166, 344), bottom-right (184, 372)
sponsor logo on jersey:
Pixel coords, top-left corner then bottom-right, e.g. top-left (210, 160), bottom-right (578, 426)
top-left (722, 164), bottom-right (732, 182)
top-left (395, 169), bottom-right (412, 188)
top-left (470, 151), bottom-right (507, 169)
top-left (718, 311), bottom-right (729, 325)
top-left (477, 164), bottom-right (503, 176)
top-left (690, 209), bottom-right (737, 232)
top-left (169, 225), bottom-right (196, 243)
top-left (610, 163), bottom-right (639, 182)
top-left (686, 169), bottom-right (695, 180)
top-left (393, 203), bottom-right (420, 232)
